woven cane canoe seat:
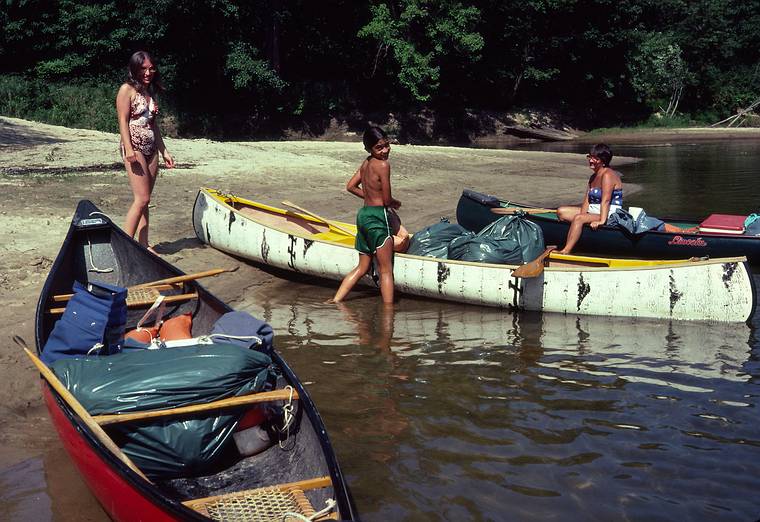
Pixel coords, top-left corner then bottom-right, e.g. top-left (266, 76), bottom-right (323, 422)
top-left (183, 476), bottom-right (337, 522)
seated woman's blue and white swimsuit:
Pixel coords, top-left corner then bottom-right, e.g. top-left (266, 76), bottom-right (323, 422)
top-left (587, 187), bottom-right (623, 218)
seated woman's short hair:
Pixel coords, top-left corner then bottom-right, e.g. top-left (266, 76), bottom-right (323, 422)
top-left (590, 143), bottom-right (612, 167)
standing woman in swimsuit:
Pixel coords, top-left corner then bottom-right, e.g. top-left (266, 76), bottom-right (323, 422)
top-left (556, 143), bottom-right (622, 254)
top-left (116, 51), bottom-right (174, 252)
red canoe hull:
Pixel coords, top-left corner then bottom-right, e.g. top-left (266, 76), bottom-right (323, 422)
top-left (42, 384), bottom-right (191, 522)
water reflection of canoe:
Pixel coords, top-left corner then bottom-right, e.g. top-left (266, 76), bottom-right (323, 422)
top-left (456, 188), bottom-right (760, 266)
top-left (250, 298), bottom-right (753, 384)
top-left (193, 188), bottom-right (755, 323)
top-left (33, 200), bottom-right (356, 521)
top-left (535, 313), bottom-right (753, 384)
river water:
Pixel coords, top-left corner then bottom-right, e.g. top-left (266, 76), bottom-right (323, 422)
top-left (518, 139), bottom-right (760, 216)
top-left (4, 139), bottom-right (760, 521)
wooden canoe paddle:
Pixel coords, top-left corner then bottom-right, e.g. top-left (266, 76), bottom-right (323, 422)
top-left (93, 388), bottom-right (300, 426)
top-left (511, 246), bottom-right (557, 278)
top-left (131, 267), bottom-right (238, 289)
top-left (15, 336), bottom-right (151, 483)
top-left (491, 207), bottom-right (556, 215)
top-left (281, 200), bottom-right (356, 237)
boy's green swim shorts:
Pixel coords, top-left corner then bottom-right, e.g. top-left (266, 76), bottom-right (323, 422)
top-left (355, 205), bottom-right (393, 255)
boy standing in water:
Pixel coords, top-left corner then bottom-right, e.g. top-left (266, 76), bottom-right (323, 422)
top-left (330, 126), bottom-right (409, 304)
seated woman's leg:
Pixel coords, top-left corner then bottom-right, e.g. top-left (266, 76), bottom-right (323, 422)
top-left (559, 212), bottom-right (601, 254)
top-left (557, 205), bottom-right (581, 223)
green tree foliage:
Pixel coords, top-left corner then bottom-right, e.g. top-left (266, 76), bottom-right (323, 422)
top-left (628, 32), bottom-right (691, 117)
top-left (674, 0), bottom-right (760, 113)
top-left (358, 1), bottom-right (483, 102)
top-left (225, 42), bottom-right (286, 91)
top-left (0, 0), bottom-right (758, 135)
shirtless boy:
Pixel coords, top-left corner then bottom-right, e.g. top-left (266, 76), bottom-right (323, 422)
top-left (329, 126), bottom-right (410, 304)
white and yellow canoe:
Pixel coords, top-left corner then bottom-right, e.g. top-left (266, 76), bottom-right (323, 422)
top-left (192, 188), bottom-right (756, 323)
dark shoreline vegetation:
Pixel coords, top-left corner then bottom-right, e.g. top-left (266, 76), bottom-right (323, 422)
top-left (1, 1), bottom-right (758, 143)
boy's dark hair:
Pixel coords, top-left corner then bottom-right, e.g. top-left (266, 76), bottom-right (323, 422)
top-left (590, 143), bottom-right (612, 167)
top-left (126, 51), bottom-right (163, 94)
top-left (363, 126), bottom-right (388, 152)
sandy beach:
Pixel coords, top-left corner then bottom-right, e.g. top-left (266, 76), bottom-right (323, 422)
top-left (2, 114), bottom-right (759, 453)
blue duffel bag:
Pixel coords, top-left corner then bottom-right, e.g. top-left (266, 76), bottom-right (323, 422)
top-left (42, 280), bottom-right (127, 364)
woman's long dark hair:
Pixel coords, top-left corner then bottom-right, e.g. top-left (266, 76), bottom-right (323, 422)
top-left (126, 51), bottom-right (163, 94)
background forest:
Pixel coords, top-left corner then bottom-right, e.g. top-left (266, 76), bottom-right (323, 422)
top-left (1, 0), bottom-right (758, 141)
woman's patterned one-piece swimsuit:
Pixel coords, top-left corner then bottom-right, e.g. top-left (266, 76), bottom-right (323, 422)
top-left (123, 91), bottom-right (158, 157)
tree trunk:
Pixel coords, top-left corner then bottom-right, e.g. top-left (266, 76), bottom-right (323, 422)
top-left (266, 0), bottom-right (282, 74)
top-left (666, 84), bottom-right (683, 118)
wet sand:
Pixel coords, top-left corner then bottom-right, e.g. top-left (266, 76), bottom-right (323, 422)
top-left (1, 115), bottom-right (758, 519)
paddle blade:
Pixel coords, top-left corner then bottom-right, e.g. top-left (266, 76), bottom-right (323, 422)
top-left (511, 246), bottom-right (557, 278)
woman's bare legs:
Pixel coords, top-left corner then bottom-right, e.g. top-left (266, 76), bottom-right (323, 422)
top-left (330, 253), bottom-right (373, 303)
top-left (558, 212), bottom-right (601, 254)
top-left (124, 152), bottom-right (158, 248)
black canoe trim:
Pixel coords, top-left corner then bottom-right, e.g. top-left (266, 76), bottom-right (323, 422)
top-left (456, 189), bottom-right (760, 267)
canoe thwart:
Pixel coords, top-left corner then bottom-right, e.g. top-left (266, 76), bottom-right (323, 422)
top-left (47, 292), bottom-right (199, 315)
top-left (51, 283), bottom-right (180, 303)
top-left (52, 267), bottom-right (237, 303)
top-left (93, 388), bottom-right (300, 426)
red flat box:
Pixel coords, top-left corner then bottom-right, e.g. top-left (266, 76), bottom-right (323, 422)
top-left (698, 213), bottom-right (746, 234)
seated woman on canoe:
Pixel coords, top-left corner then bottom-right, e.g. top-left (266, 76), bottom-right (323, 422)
top-left (556, 144), bottom-right (696, 253)
top-left (556, 143), bottom-right (623, 254)
top-left (329, 126), bottom-right (410, 304)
